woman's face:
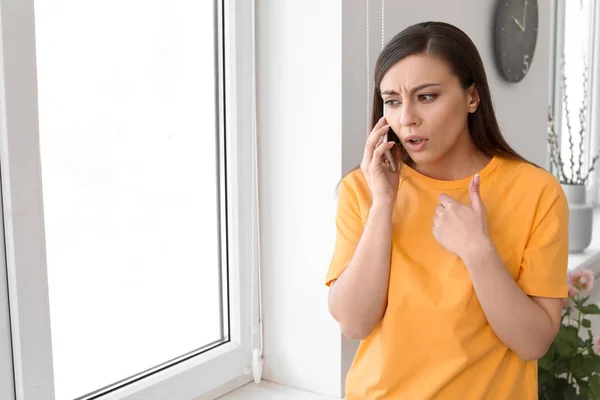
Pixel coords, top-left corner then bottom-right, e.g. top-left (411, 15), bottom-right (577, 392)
top-left (380, 53), bottom-right (479, 166)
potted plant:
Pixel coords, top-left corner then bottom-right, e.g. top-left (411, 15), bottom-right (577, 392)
top-left (548, 58), bottom-right (600, 253)
top-left (538, 269), bottom-right (600, 398)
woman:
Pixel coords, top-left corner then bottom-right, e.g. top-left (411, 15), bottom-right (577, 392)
top-left (326, 21), bottom-right (568, 399)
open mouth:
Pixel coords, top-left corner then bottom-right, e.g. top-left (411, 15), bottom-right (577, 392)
top-left (404, 138), bottom-right (428, 151)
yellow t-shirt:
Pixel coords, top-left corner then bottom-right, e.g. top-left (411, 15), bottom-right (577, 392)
top-left (326, 155), bottom-right (569, 400)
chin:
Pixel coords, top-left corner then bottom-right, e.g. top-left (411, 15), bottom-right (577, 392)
top-left (406, 151), bottom-right (432, 165)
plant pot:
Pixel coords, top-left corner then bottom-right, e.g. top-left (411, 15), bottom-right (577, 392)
top-left (561, 184), bottom-right (593, 253)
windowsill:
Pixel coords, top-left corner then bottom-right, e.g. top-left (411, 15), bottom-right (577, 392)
top-left (568, 207), bottom-right (600, 278)
top-left (218, 381), bottom-right (339, 399)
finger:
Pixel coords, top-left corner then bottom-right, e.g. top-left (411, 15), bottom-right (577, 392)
top-left (372, 116), bottom-right (387, 132)
top-left (367, 124), bottom-right (390, 149)
top-left (469, 174), bottom-right (484, 215)
top-left (382, 149), bottom-right (396, 172)
top-left (438, 193), bottom-right (458, 209)
top-left (371, 141), bottom-right (395, 169)
top-left (432, 214), bottom-right (440, 228)
top-left (367, 117), bottom-right (388, 146)
top-left (372, 140), bottom-right (395, 159)
top-left (435, 204), bottom-right (445, 216)
top-left (375, 132), bottom-right (385, 148)
top-left (364, 125), bottom-right (391, 164)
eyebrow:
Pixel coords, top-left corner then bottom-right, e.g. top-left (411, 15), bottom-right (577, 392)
top-left (381, 83), bottom-right (441, 96)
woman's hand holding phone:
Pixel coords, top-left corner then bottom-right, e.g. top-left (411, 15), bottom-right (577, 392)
top-left (361, 116), bottom-right (401, 207)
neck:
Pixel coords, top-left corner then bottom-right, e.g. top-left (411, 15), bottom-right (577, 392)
top-left (408, 131), bottom-right (491, 181)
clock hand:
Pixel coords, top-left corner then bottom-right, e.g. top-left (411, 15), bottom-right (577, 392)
top-left (522, 0), bottom-right (528, 31)
top-left (511, 16), bottom-right (525, 32)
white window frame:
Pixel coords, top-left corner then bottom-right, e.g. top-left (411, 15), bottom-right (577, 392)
top-left (0, 192), bottom-right (14, 398)
top-left (548, 0), bottom-right (565, 174)
top-left (588, 0), bottom-right (600, 204)
top-left (0, 0), bottom-right (255, 398)
top-left (550, 0), bottom-right (600, 203)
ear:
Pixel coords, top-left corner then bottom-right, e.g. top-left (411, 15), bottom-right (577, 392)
top-left (466, 83), bottom-right (480, 113)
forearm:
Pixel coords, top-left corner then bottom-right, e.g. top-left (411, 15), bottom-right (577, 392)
top-left (329, 202), bottom-right (393, 340)
top-left (462, 239), bottom-right (558, 361)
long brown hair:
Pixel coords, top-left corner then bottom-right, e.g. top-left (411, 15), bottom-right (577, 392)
top-left (369, 21), bottom-right (532, 169)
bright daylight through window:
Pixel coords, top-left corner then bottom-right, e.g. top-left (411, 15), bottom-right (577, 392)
top-left (33, 1), bottom-right (228, 398)
top-left (559, 0), bottom-right (595, 181)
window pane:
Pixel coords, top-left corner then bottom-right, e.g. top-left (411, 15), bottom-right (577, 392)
top-left (33, 1), bottom-right (225, 399)
top-left (560, 0), bottom-right (594, 182)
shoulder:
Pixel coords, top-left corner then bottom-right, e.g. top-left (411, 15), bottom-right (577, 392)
top-left (336, 167), bottom-right (374, 220)
top-left (498, 157), bottom-right (564, 193)
top-left (496, 156), bottom-right (567, 213)
top-left (338, 167), bottom-right (369, 199)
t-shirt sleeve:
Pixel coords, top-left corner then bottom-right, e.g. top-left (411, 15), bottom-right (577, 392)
top-left (325, 177), bottom-right (365, 287)
top-left (516, 181), bottom-right (569, 298)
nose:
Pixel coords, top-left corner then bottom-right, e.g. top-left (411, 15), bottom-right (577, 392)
top-left (399, 103), bottom-right (419, 127)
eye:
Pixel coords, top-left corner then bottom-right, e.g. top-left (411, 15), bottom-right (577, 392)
top-left (417, 93), bottom-right (437, 103)
top-left (384, 99), bottom-right (400, 107)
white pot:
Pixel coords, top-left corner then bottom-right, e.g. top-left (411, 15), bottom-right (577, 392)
top-left (561, 184), bottom-right (593, 253)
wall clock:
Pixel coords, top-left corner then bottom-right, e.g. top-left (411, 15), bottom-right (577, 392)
top-left (493, 0), bottom-right (539, 83)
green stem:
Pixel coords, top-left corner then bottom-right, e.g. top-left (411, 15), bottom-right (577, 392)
top-left (566, 306), bottom-right (584, 385)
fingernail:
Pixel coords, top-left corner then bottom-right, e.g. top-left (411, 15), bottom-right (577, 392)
top-left (474, 174), bottom-right (480, 184)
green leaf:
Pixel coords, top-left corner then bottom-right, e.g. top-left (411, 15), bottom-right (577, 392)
top-left (539, 386), bottom-right (560, 400)
top-left (572, 354), bottom-right (586, 379)
top-left (583, 319), bottom-right (592, 328)
top-left (589, 374), bottom-right (600, 398)
top-left (562, 385), bottom-right (578, 400)
top-left (555, 326), bottom-right (581, 356)
top-left (551, 358), bottom-right (569, 375)
top-left (538, 366), bottom-right (556, 388)
top-left (539, 344), bottom-right (556, 371)
top-left (538, 354), bottom-right (554, 371)
top-left (539, 376), bottom-right (572, 400)
top-left (578, 379), bottom-right (590, 398)
top-left (580, 355), bottom-right (600, 376)
top-left (579, 303), bottom-right (600, 315)
top-left (580, 295), bottom-right (592, 304)
top-left (573, 295), bottom-right (591, 308)
top-left (572, 354), bottom-right (598, 380)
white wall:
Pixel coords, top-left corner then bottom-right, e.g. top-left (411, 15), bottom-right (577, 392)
top-left (257, 0), bottom-right (553, 397)
top-left (256, 0), bottom-right (344, 397)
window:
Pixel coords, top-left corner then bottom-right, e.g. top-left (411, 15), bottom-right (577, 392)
top-left (552, 0), bottom-right (600, 196)
top-left (0, 0), bottom-right (255, 399)
top-left (556, 0), bottom-right (595, 182)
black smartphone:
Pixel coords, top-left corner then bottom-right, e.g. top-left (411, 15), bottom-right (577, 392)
top-left (382, 109), bottom-right (398, 171)
top-left (383, 107), bottom-right (400, 144)
top-left (387, 126), bottom-right (400, 144)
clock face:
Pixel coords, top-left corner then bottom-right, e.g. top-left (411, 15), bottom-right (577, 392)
top-left (494, 0), bottom-right (538, 83)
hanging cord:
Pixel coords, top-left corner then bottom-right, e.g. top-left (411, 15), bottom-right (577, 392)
top-left (366, 0), bottom-right (386, 135)
top-left (381, 0), bottom-right (385, 50)
top-left (365, 0), bottom-right (370, 136)
top-left (250, 0), bottom-right (264, 381)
